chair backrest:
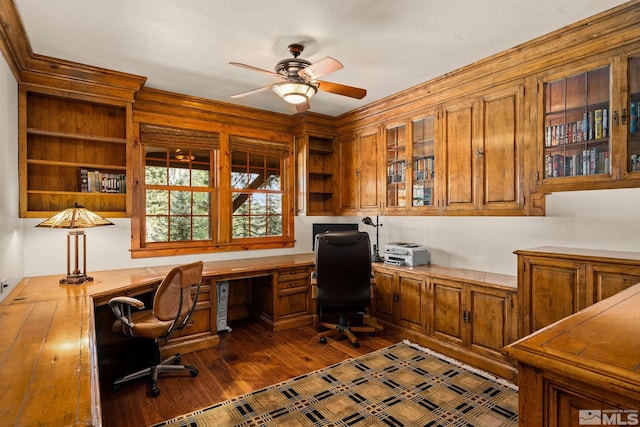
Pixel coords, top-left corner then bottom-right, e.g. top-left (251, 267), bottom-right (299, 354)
top-left (314, 230), bottom-right (372, 309)
top-left (153, 260), bottom-right (204, 335)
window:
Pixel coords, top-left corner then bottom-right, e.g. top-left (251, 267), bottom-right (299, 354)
top-left (131, 123), bottom-right (294, 258)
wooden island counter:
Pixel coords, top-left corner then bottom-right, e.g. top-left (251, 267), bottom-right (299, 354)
top-left (505, 281), bottom-right (640, 426)
top-left (0, 253), bottom-right (315, 427)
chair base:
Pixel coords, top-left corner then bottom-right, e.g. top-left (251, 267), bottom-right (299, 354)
top-left (112, 353), bottom-right (198, 398)
top-left (316, 309), bottom-right (377, 348)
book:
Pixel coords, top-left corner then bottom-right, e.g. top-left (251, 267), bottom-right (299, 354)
top-left (594, 109), bottom-right (603, 139)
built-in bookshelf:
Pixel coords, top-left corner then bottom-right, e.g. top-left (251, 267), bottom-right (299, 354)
top-left (21, 89), bottom-right (128, 217)
top-left (411, 116), bottom-right (435, 207)
top-left (386, 124), bottom-right (406, 208)
top-left (306, 135), bottom-right (335, 215)
top-left (630, 56), bottom-right (640, 172)
top-left (543, 66), bottom-right (610, 179)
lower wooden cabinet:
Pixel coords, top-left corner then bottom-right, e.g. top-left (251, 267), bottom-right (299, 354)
top-left (515, 246), bottom-right (640, 337)
top-left (372, 264), bottom-right (517, 382)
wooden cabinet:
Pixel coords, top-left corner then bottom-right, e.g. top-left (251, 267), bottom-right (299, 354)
top-left (372, 268), bottom-right (427, 333)
top-left (338, 126), bottom-right (381, 214)
top-left (19, 85), bottom-right (132, 218)
top-left (537, 53), bottom-right (640, 192)
top-left (296, 133), bottom-right (337, 215)
top-left (505, 283), bottom-right (640, 427)
top-left (372, 263), bottom-right (517, 382)
top-left (383, 113), bottom-right (439, 214)
top-left (431, 277), bottom-right (517, 364)
top-left (515, 246), bottom-right (640, 338)
top-left (442, 83), bottom-right (525, 214)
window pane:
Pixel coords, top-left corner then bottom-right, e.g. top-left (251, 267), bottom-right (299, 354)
top-left (146, 190), bottom-right (168, 215)
top-left (169, 216), bottom-right (191, 241)
top-left (192, 217), bottom-right (211, 240)
top-left (192, 168), bottom-right (210, 187)
top-left (146, 216), bottom-right (168, 242)
top-left (262, 173), bottom-right (281, 190)
top-left (193, 192), bottom-right (210, 215)
top-left (146, 166), bottom-right (167, 185)
top-left (170, 191), bottom-right (192, 215)
top-left (169, 165), bottom-right (191, 186)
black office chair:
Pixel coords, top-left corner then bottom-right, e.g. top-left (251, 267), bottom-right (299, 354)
top-left (312, 230), bottom-right (377, 348)
top-left (108, 260), bottom-right (203, 397)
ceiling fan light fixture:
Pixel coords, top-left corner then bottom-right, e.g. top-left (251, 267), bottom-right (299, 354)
top-left (272, 81), bottom-right (317, 104)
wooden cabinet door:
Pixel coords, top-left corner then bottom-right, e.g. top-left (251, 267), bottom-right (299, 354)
top-left (468, 285), bottom-right (515, 361)
top-left (442, 99), bottom-right (477, 212)
top-left (519, 256), bottom-right (585, 337)
top-left (338, 134), bottom-right (357, 212)
top-left (478, 86), bottom-right (524, 212)
top-left (588, 263), bottom-right (640, 304)
top-left (397, 274), bottom-right (427, 332)
top-left (357, 129), bottom-right (381, 211)
top-left (431, 278), bottom-right (465, 347)
top-left (372, 270), bottom-right (396, 321)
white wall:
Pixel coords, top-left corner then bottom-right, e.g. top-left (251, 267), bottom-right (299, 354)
top-left (0, 54), bottom-right (22, 300)
top-left (21, 187), bottom-right (640, 279)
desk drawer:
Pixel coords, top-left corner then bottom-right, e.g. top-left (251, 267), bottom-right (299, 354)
top-left (278, 268), bottom-right (311, 290)
top-left (277, 292), bottom-right (308, 317)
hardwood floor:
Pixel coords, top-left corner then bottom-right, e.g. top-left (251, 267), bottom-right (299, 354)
top-left (99, 320), bottom-right (402, 427)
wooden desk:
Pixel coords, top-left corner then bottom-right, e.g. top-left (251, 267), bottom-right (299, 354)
top-left (0, 253), bottom-right (315, 427)
top-left (505, 282), bottom-right (640, 426)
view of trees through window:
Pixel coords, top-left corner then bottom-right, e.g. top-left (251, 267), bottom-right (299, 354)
top-left (231, 150), bottom-right (283, 238)
top-left (144, 146), bottom-right (213, 242)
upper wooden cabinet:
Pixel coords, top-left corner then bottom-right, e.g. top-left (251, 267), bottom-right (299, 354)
top-left (536, 52), bottom-right (640, 192)
top-left (19, 85), bottom-right (132, 218)
top-left (337, 125), bottom-right (382, 214)
top-left (439, 83), bottom-right (526, 215)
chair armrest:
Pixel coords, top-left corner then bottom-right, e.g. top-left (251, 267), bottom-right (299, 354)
top-left (109, 296), bottom-right (145, 329)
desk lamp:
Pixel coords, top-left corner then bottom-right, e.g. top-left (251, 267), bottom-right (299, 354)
top-left (362, 216), bottom-right (384, 262)
top-left (36, 203), bottom-right (114, 284)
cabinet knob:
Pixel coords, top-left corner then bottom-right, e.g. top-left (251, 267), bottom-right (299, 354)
top-left (621, 108), bottom-right (628, 125)
top-left (613, 110), bottom-right (618, 126)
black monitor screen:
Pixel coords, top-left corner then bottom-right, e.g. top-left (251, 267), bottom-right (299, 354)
top-left (312, 223), bottom-right (359, 250)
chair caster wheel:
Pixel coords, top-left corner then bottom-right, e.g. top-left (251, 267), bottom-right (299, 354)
top-left (151, 387), bottom-right (161, 398)
top-left (174, 355), bottom-right (182, 364)
top-left (352, 341), bottom-right (360, 348)
top-left (190, 368), bottom-right (199, 377)
top-left (319, 337), bottom-right (327, 344)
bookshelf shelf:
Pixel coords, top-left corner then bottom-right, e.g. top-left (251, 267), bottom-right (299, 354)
top-left (297, 134), bottom-right (337, 215)
top-left (20, 88), bottom-right (130, 217)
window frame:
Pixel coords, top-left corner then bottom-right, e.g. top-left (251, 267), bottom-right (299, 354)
top-left (130, 120), bottom-right (295, 258)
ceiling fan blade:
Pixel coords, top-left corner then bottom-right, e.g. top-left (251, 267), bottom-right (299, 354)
top-left (229, 62), bottom-right (284, 79)
top-left (230, 84), bottom-right (274, 98)
top-left (299, 57), bottom-right (343, 80)
top-left (295, 99), bottom-right (311, 113)
top-left (317, 80), bottom-right (367, 99)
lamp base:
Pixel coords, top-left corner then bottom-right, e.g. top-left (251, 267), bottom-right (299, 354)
top-left (60, 274), bottom-right (93, 285)
top-left (372, 255), bottom-right (385, 263)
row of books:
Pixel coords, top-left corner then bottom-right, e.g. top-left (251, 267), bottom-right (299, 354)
top-left (545, 108), bottom-right (608, 146)
top-left (631, 154), bottom-right (640, 171)
top-left (412, 185), bottom-right (433, 206)
top-left (545, 148), bottom-right (609, 178)
top-left (631, 101), bottom-right (639, 134)
top-left (387, 160), bottom-right (407, 184)
top-left (388, 188), bottom-right (407, 207)
top-left (414, 156), bottom-right (435, 181)
top-left (80, 169), bottom-right (126, 193)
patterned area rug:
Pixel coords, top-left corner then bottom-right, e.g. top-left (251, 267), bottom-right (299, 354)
top-left (152, 341), bottom-right (518, 426)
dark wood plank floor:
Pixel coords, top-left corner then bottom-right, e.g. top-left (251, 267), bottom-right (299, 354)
top-left (99, 320), bottom-right (402, 427)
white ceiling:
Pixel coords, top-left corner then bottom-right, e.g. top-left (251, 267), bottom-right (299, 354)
top-left (14, 0), bottom-right (629, 116)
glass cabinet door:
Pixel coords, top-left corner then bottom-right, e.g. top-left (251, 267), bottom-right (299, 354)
top-left (629, 57), bottom-right (640, 172)
top-left (544, 65), bottom-right (610, 179)
top-left (386, 124), bottom-right (407, 207)
top-left (411, 116), bottom-right (435, 207)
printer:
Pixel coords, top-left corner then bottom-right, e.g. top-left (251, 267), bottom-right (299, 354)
top-left (383, 242), bottom-right (431, 266)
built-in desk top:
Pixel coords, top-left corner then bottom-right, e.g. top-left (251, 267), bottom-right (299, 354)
top-left (0, 253), bottom-right (314, 427)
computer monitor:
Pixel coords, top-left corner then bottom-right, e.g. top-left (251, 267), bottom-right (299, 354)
top-left (312, 223), bottom-right (359, 250)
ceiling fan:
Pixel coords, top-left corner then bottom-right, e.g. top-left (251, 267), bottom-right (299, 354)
top-left (230, 43), bottom-right (367, 113)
